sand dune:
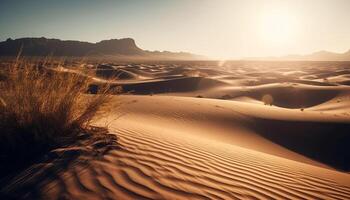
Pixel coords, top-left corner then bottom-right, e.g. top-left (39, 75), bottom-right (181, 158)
top-left (2, 95), bottom-right (350, 199)
top-left (112, 96), bottom-right (350, 170)
top-left (2, 61), bottom-right (350, 199)
top-left (118, 77), bottom-right (228, 94)
top-left (93, 62), bottom-right (350, 108)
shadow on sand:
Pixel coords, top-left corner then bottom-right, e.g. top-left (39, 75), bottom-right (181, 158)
top-left (0, 128), bottom-right (120, 199)
top-left (253, 118), bottom-right (350, 171)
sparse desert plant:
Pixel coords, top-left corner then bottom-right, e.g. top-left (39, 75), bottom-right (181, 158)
top-left (0, 59), bottom-right (112, 164)
top-left (262, 94), bottom-right (273, 105)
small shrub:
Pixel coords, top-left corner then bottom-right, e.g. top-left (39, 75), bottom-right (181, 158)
top-left (262, 94), bottom-right (273, 105)
top-left (0, 59), bottom-right (112, 166)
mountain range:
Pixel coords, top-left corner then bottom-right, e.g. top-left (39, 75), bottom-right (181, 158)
top-left (246, 50), bottom-right (350, 61)
top-left (0, 37), bottom-right (204, 60)
top-left (2, 37), bottom-right (349, 61)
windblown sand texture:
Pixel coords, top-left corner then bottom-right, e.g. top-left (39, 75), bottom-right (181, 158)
top-left (1, 61), bottom-right (350, 199)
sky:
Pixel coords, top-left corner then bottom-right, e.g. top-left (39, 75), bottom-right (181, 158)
top-left (1, 0), bottom-right (350, 59)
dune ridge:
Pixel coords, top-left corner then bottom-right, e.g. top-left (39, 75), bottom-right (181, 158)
top-left (84, 62), bottom-right (350, 109)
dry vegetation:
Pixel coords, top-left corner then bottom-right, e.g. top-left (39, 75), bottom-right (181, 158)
top-left (0, 58), bottom-right (112, 165)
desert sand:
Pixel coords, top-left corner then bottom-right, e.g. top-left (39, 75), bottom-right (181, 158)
top-left (1, 61), bottom-right (350, 199)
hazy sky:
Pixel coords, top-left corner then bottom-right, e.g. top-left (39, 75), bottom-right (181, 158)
top-left (1, 0), bottom-right (350, 59)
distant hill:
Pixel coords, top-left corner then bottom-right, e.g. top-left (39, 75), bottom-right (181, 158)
top-left (0, 37), bottom-right (204, 60)
top-left (282, 50), bottom-right (350, 61)
top-left (245, 49), bottom-right (350, 61)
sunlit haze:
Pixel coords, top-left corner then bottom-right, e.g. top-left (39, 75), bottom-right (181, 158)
top-left (1, 0), bottom-right (350, 59)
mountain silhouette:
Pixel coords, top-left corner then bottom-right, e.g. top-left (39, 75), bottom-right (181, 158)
top-left (0, 37), bottom-right (203, 60)
top-left (246, 49), bottom-right (350, 61)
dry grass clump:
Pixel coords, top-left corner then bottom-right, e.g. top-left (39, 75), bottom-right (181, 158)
top-left (0, 59), bottom-right (112, 164)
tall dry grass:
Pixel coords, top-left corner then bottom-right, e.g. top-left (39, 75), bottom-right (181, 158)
top-left (0, 58), bottom-right (112, 163)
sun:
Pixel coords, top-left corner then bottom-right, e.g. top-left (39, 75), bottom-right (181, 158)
top-left (259, 10), bottom-right (299, 45)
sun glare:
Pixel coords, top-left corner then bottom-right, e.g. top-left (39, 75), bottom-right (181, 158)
top-left (259, 10), bottom-right (299, 45)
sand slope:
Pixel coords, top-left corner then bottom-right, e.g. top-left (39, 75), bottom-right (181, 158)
top-left (2, 95), bottom-right (350, 199)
